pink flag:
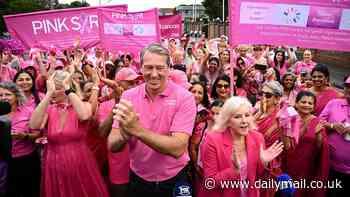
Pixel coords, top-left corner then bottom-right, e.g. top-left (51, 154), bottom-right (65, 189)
top-left (4, 5), bottom-right (127, 50)
top-left (98, 8), bottom-right (161, 61)
top-left (229, 0), bottom-right (350, 52)
top-left (159, 15), bottom-right (183, 38)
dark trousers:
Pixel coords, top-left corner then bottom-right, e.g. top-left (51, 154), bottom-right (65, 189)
top-left (110, 183), bottom-right (129, 197)
top-left (5, 151), bottom-right (41, 197)
top-left (327, 168), bottom-right (349, 197)
top-left (128, 166), bottom-right (190, 197)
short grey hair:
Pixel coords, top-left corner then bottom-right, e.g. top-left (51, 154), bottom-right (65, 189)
top-left (0, 82), bottom-right (26, 106)
top-left (262, 80), bottom-right (284, 97)
top-left (213, 96), bottom-right (255, 131)
top-left (140, 43), bottom-right (171, 67)
top-left (53, 70), bottom-right (70, 82)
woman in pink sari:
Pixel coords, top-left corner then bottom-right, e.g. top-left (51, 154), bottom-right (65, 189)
top-left (283, 91), bottom-right (329, 197)
top-left (307, 64), bottom-right (343, 116)
top-left (254, 81), bottom-right (300, 197)
top-left (29, 70), bottom-right (109, 197)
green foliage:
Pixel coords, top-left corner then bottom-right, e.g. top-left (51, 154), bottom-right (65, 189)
top-left (202, 0), bottom-right (229, 21)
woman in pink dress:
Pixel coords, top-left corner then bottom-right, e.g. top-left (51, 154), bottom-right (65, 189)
top-left (29, 70), bottom-right (109, 197)
top-left (307, 64), bottom-right (343, 116)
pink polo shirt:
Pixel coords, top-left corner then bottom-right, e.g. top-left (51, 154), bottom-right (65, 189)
top-left (319, 98), bottom-right (350, 174)
top-left (112, 81), bottom-right (196, 181)
top-left (98, 99), bottom-right (130, 184)
top-left (294, 61), bottom-right (316, 75)
top-left (10, 105), bottom-right (36, 158)
top-left (0, 64), bottom-right (16, 82)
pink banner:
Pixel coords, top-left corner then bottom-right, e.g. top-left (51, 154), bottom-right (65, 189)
top-left (159, 15), bottom-right (183, 38)
top-left (4, 5), bottom-right (127, 50)
top-left (98, 8), bottom-right (161, 59)
top-left (229, 0), bottom-right (350, 51)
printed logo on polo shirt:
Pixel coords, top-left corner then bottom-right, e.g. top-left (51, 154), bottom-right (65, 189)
top-left (165, 99), bottom-right (177, 106)
top-left (173, 181), bottom-right (192, 197)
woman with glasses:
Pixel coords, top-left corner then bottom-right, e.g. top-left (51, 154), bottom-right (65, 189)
top-left (200, 96), bottom-right (284, 197)
top-left (0, 82), bottom-right (41, 197)
top-left (254, 80), bottom-right (299, 197)
top-left (211, 74), bottom-right (231, 103)
top-left (308, 64), bottom-right (343, 116)
top-left (319, 75), bottom-right (350, 197)
top-left (283, 91), bottom-right (329, 197)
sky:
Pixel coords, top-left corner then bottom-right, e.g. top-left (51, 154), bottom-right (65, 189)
top-left (60, 0), bottom-right (204, 11)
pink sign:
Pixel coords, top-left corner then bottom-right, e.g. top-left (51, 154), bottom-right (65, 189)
top-left (4, 5), bottom-right (127, 50)
top-left (98, 8), bottom-right (161, 59)
top-left (229, 0), bottom-right (350, 52)
top-left (159, 15), bottom-right (183, 38)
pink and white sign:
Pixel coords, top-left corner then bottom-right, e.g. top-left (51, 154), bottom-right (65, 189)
top-left (98, 8), bottom-right (160, 59)
top-left (4, 5), bottom-right (127, 50)
top-left (229, 0), bottom-right (350, 51)
top-left (159, 15), bottom-right (183, 38)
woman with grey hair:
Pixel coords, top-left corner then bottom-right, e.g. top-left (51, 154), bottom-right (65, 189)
top-left (0, 82), bottom-right (41, 197)
top-left (254, 80), bottom-right (300, 197)
top-left (200, 96), bottom-right (284, 197)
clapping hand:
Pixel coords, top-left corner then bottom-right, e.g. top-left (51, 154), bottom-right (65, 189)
top-left (260, 141), bottom-right (284, 164)
top-left (113, 99), bottom-right (142, 137)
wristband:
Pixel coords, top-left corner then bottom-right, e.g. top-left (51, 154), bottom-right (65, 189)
top-left (64, 88), bottom-right (75, 96)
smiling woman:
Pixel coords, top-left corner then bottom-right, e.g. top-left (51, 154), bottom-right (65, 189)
top-left (0, 82), bottom-right (41, 197)
top-left (200, 96), bottom-right (284, 197)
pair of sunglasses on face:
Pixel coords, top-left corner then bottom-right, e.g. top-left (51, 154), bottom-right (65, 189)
top-left (259, 91), bottom-right (275, 99)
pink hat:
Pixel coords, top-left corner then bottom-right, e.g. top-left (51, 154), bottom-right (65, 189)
top-left (169, 69), bottom-right (191, 89)
top-left (115, 67), bottom-right (141, 81)
top-left (345, 76), bottom-right (350, 84)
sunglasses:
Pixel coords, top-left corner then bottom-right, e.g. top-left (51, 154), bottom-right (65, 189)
top-left (217, 84), bottom-right (230, 89)
top-left (253, 48), bottom-right (263, 51)
top-left (260, 91), bottom-right (274, 99)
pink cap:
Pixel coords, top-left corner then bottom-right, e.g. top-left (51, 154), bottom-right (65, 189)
top-left (345, 76), bottom-right (350, 84)
top-left (169, 69), bottom-right (191, 89)
top-left (116, 67), bottom-right (141, 81)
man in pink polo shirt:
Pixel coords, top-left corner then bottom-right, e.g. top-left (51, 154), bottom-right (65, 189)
top-left (108, 43), bottom-right (196, 197)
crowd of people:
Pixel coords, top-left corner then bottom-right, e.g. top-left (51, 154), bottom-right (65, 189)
top-left (0, 32), bottom-right (349, 197)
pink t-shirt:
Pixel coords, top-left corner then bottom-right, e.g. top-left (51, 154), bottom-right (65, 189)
top-left (319, 98), bottom-right (350, 174)
top-left (0, 64), bottom-right (16, 82)
top-left (98, 100), bottom-right (130, 184)
top-left (294, 61), bottom-right (316, 75)
top-left (10, 105), bottom-right (36, 158)
top-left (112, 81), bottom-right (197, 181)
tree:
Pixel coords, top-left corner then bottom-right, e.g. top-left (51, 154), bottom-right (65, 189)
top-left (202, 0), bottom-right (228, 21)
top-left (68, 1), bottom-right (90, 8)
top-left (0, 0), bottom-right (46, 35)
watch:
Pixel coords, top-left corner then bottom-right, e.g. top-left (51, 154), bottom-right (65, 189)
top-left (64, 88), bottom-right (75, 96)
